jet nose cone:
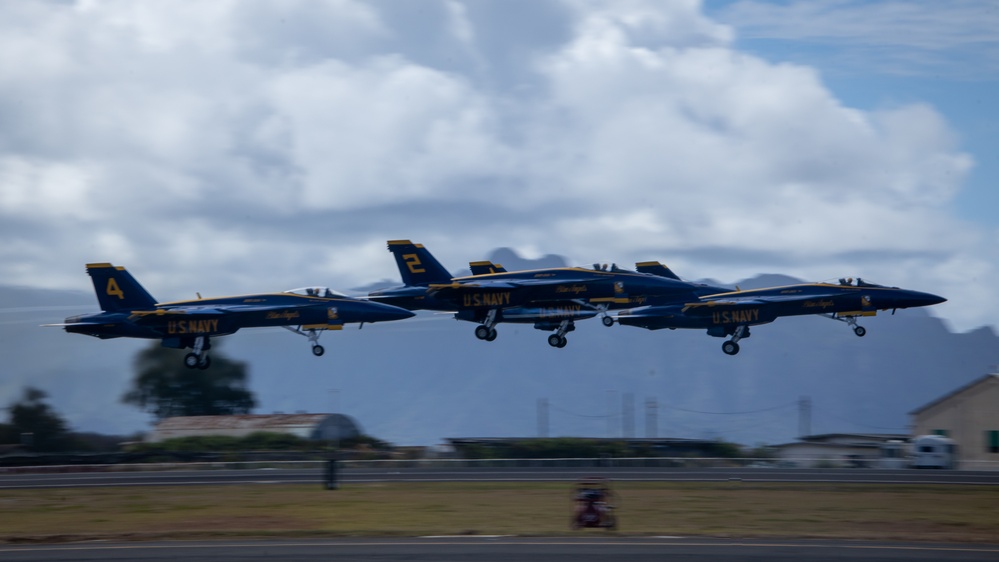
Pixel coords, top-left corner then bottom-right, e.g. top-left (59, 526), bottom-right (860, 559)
top-left (895, 290), bottom-right (946, 308)
top-left (366, 302), bottom-right (417, 322)
top-left (922, 292), bottom-right (947, 306)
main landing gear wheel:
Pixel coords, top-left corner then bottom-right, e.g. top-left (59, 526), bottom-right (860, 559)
top-left (853, 326), bottom-right (867, 337)
top-left (475, 325), bottom-right (498, 341)
top-left (548, 334), bottom-right (568, 348)
top-left (184, 353), bottom-right (211, 369)
top-left (312, 345), bottom-right (325, 357)
top-left (601, 316), bottom-right (614, 327)
top-left (722, 341), bottom-right (740, 356)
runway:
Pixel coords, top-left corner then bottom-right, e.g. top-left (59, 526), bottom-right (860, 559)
top-left (3, 466), bottom-right (997, 559)
top-left (2, 465), bottom-right (998, 489)
top-left (2, 537), bottom-right (998, 562)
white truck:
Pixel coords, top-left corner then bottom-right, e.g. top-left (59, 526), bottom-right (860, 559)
top-left (909, 434), bottom-right (957, 469)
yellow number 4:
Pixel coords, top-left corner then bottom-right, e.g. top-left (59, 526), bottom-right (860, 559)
top-left (106, 278), bottom-right (125, 300)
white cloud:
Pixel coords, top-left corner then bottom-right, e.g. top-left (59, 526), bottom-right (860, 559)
top-left (265, 57), bottom-right (516, 209)
top-left (0, 0), bottom-right (991, 331)
top-left (523, 4), bottom-right (973, 261)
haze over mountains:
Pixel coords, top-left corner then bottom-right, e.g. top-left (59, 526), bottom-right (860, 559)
top-left (1, 248), bottom-right (994, 447)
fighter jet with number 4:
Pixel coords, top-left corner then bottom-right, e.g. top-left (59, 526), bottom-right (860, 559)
top-left (46, 263), bottom-right (414, 368)
top-left (368, 240), bottom-right (699, 348)
top-left (616, 263), bottom-right (946, 355)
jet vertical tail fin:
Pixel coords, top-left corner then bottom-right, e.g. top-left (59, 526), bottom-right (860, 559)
top-left (469, 261), bottom-right (508, 275)
top-left (85, 263), bottom-right (158, 312)
top-left (635, 261), bottom-right (682, 281)
top-left (386, 240), bottom-right (453, 286)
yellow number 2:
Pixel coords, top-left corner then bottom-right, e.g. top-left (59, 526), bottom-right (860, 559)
top-left (403, 254), bottom-right (425, 274)
top-left (106, 278), bottom-right (125, 300)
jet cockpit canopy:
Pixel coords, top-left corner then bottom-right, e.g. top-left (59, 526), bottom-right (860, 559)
top-left (834, 278), bottom-right (896, 289)
top-left (285, 287), bottom-right (347, 298)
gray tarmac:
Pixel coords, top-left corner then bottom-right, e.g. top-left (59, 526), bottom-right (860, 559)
top-left (3, 466), bottom-right (999, 489)
top-left (2, 537), bottom-right (999, 562)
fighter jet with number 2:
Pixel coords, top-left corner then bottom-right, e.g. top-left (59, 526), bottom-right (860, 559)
top-left (46, 263), bottom-right (414, 368)
top-left (367, 240), bottom-right (699, 348)
top-left (616, 263), bottom-right (946, 356)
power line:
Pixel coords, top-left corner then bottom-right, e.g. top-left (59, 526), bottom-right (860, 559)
top-left (811, 404), bottom-right (907, 432)
top-left (656, 400), bottom-right (798, 416)
top-left (548, 402), bottom-right (616, 420)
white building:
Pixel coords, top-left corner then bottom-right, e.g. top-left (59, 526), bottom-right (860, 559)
top-left (147, 413), bottom-right (361, 443)
top-left (773, 433), bottom-right (908, 468)
top-left (909, 373), bottom-right (999, 468)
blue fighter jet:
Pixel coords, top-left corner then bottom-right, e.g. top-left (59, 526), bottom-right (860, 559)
top-left (616, 263), bottom-right (946, 355)
top-left (368, 240), bottom-right (699, 347)
top-left (47, 263), bottom-right (415, 368)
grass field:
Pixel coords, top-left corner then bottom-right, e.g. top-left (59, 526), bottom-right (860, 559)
top-left (2, 482), bottom-right (998, 543)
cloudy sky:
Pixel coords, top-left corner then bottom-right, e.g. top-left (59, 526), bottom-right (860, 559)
top-left (1, 0), bottom-right (996, 332)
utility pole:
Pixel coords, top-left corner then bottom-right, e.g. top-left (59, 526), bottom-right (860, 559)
top-left (622, 393), bottom-right (635, 438)
top-left (325, 388), bottom-right (341, 491)
top-left (799, 396), bottom-right (812, 438)
top-left (537, 398), bottom-right (549, 438)
top-left (645, 397), bottom-right (658, 438)
top-left (606, 390), bottom-right (618, 438)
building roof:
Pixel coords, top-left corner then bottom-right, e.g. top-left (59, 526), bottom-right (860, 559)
top-left (446, 437), bottom-right (715, 446)
top-left (800, 433), bottom-right (908, 443)
top-left (148, 413), bottom-right (363, 443)
top-left (772, 433), bottom-right (908, 449)
top-left (154, 414), bottom-right (335, 432)
top-left (909, 373), bottom-right (999, 415)
top-left (773, 441), bottom-right (882, 451)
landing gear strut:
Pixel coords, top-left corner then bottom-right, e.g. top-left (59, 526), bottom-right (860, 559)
top-left (547, 319), bottom-right (574, 348)
top-left (722, 326), bottom-right (749, 356)
top-left (825, 314), bottom-right (867, 337)
top-left (474, 310), bottom-right (499, 342)
top-left (282, 326), bottom-right (328, 357)
top-left (306, 329), bottom-right (325, 356)
top-left (183, 336), bottom-right (211, 369)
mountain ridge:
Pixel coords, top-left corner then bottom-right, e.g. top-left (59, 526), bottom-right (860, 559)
top-left (1, 249), bottom-right (990, 447)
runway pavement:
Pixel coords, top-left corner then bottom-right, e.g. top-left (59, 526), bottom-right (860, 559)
top-left (2, 537), bottom-right (998, 562)
top-left (3, 466), bottom-right (997, 559)
top-left (2, 465), bottom-right (999, 489)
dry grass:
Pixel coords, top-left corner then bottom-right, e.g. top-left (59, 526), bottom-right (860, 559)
top-left (1, 482), bottom-right (997, 543)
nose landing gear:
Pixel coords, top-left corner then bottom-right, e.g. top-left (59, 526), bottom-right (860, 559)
top-left (282, 325), bottom-right (330, 357)
top-left (825, 313), bottom-right (868, 337)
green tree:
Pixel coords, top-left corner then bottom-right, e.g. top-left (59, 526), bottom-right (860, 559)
top-left (122, 342), bottom-right (257, 420)
top-left (5, 387), bottom-right (70, 451)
